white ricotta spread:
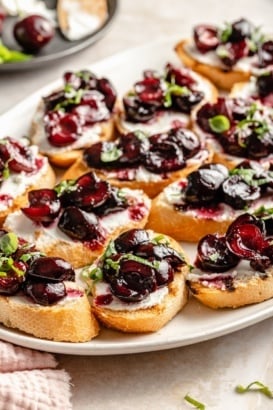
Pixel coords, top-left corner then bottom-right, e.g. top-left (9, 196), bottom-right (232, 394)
top-left (120, 69), bottom-right (214, 134)
top-left (185, 41), bottom-right (258, 73)
top-left (188, 259), bottom-right (273, 290)
top-left (108, 166), bottom-right (163, 183)
top-left (60, 0), bottom-right (102, 41)
top-left (0, 145), bottom-right (48, 212)
top-left (163, 179), bottom-right (273, 222)
top-left (4, 188), bottom-right (150, 247)
top-left (93, 281), bottom-right (168, 311)
top-left (32, 104), bottom-right (103, 155)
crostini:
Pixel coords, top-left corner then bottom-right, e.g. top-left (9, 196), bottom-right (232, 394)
top-left (0, 136), bottom-right (55, 226)
top-left (186, 213), bottom-right (273, 309)
top-left (116, 62), bottom-right (217, 135)
top-left (175, 18), bottom-right (273, 90)
top-left (147, 161), bottom-right (273, 242)
top-left (0, 230), bottom-right (99, 341)
top-left (82, 228), bottom-right (189, 332)
top-left (4, 171), bottom-right (151, 268)
top-left (194, 96), bottom-right (273, 169)
top-left (63, 128), bottom-right (213, 198)
top-left (231, 70), bottom-right (273, 107)
top-left (30, 69), bottom-right (117, 168)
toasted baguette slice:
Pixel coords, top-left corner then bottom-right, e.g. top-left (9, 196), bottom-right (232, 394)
top-left (93, 272), bottom-right (188, 332)
top-left (57, 0), bottom-right (108, 41)
top-left (187, 264), bottom-right (273, 309)
top-left (4, 188), bottom-right (151, 269)
top-left (89, 232), bottom-right (189, 333)
top-left (147, 189), bottom-right (233, 242)
top-left (30, 103), bottom-right (115, 168)
top-left (175, 39), bottom-right (251, 91)
top-left (0, 282), bottom-right (99, 342)
top-left (0, 160), bottom-right (55, 227)
top-left (116, 68), bottom-right (218, 136)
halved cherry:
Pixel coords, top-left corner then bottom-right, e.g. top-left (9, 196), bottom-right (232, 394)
top-left (194, 24), bottom-right (219, 53)
top-left (58, 206), bottom-right (105, 242)
top-left (74, 173), bottom-right (111, 211)
top-left (46, 112), bottom-right (81, 147)
top-left (226, 223), bottom-right (268, 260)
top-left (145, 140), bottom-right (185, 173)
top-left (97, 78), bottom-right (117, 111)
top-left (23, 281), bottom-right (66, 305)
top-left (22, 189), bottom-right (61, 224)
top-left (195, 234), bottom-right (240, 272)
top-left (0, 138), bottom-right (36, 173)
top-left (134, 77), bottom-right (163, 105)
top-left (72, 90), bottom-right (110, 125)
top-left (168, 128), bottom-right (201, 159)
top-left (28, 256), bottom-right (75, 282)
top-left (114, 229), bottom-right (150, 253)
top-left (165, 63), bottom-right (196, 87)
top-left (221, 175), bottom-right (260, 209)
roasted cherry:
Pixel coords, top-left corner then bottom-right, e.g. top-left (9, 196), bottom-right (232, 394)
top-left (221, 175), bottom-right (260, 209)
top-left (193, 24), bottom-right (219, 53)
top-left (22, 189), bottom-right (61, 225)
top-left (28, 257), bottom-right (75, 283)
top-left (257, 71), bottom-right (273, 97)
top-left (58, 206), bottom-right (105, 242)
top-left (145, 140), bottom-right (184, 173)
top-left (185, 163), bottom-right (228, 204)
top-left (195, 234), bottom-right (240, 272)
top-left (13, 15), bottom-right (54, 53)
top-left (123, 95), bottom-right (157, 122)
top-left (114, 229), bottom-right (150, 253)
top-left (24, 281), bottom-right (66, 305)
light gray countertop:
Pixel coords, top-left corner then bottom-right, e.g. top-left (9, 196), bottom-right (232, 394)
top-left (1, 1), bottom-right (273, 409)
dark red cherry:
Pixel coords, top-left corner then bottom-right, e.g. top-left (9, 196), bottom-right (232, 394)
top-left (13, 14), bottom-right (54, 53)
top-left (24, 281), bottom-right (66, 305)
top-left (58, 206), bottom-right (105, 242)
top-left (97, 78), bottom-right (117, 111)
top-left (165, 63), bottom-right (196, 88)
top-left (123, 95), bottom-right (157, 122)
top-left (168, 128), bottom-right (201, 159)
top-left (22, 189), bottom-right (61, 224)
top-left (135, 77), bottom-right (163, 105)
top-left (0, 275), bottom-right (24, 295)
top-left (114, 229), bottom-right (150, 253)
top-left (72, 90), bottom-right (110, 125)
top-left (28, 257), bottom-right (75, 283)
top-left (145, 140), bottom-right (185, 173)
top-left (229, 18), bottom-right (254, 42)
top-left (218, 40), bottom-right (249, 67)
top-left (194, 24), bottom-right (219, 53)
top-left (196, 234), bottom-right (240, 272)
top-left (226, 213), bottom-right (266, 237)
top-left (258, 41), bottom-right (273, 67)
top-left (256, 71), bottom-right (273, 97)
top-left (46, 111), bottom-right (81, 147)
top-left (119, 132), bottom-right (147, 164)
top-left (83, 141), bottom-right (118, 168)
top-left (226, 223), bottom-right (268, 260)
top-left (135, 243), bottom-right (184, 268)
top-left (106, 258), bottom-right (157, 303)
top-left (0, 138), bottom-right (36, 173)
top-left (221, 175), bottom-right (260, 209)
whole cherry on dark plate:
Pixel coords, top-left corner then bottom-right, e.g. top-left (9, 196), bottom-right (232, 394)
top-left (13, 14), bottom-right (55, 53)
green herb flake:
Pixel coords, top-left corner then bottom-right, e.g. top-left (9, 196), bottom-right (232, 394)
top-left (220, 23), bottom-right (232, 43)
top-left (208, 115), bottom-right (230, 133)
top-left (164, 83), bottom-right (190, 108)
top-left (235, 381), bottom-right (273, 398)
top-left (0, 233), bottom-right (18, 255)
top-left (89, 267), bottom-right (103, 282)
top-left (101, 146), bottom-right (122, 162)
top-left (134, 130), bottom-right (148, 141)
top-left (0, 271), bottom-right (7, 277)
top-left (184, 394), bottom-right (206, 409)
top-left (104, 240), bottom-right (117, 258)
top-left (54, 179), bottom-right (76, 196)
top-left (152, 234), bottom-right (169, 245)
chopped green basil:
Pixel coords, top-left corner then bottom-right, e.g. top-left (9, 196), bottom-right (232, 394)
top-left (104, 240), bottom-right (117, 258)
top-left (184, 394), bottom-right (206, 409)
top-left (235, 381), bottom-right (273, 398)
top-left (55, 179), bottom-right (76, 196)
top-left (88, 266), bottom-right (103, 282)
top-left (101, 146), bottom-right (122, 162)
top-left (220, 23), bottom-right (232, 43)
top-left (164, 83), bottom-right (190, 108)
top-left (20, 252), bottom-right (43, 263)
top-left (54, 88), bottom-right (84, 111)
top-left (0, 233), bottom-right (18, 255)
top-left (208, 115), bottom-right (230, 133)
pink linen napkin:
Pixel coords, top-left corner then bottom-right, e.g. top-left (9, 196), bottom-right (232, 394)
top-left (0, 340), bottom-right (72, 410)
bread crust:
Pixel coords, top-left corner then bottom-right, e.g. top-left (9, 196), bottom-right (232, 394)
top-left (0, 161), bottom-right (55, 227)
top-left (146, 192), bottom-right (233, 242)
top-left (62, 147), bottom-right (213, 198)
top-left (0, 282), bottom-right (99, 342)
top-left (91, 233), bottom-right (189, 333)
top-left (187, 270), bottom-right (273, 309)
top-left (30, 111), bottom-right (116, 168)
top-left (175, 39), bottom-right (251, 91)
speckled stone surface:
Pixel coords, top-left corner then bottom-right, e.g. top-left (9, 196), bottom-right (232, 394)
top-left (2, 1), bottom-right (273, 409)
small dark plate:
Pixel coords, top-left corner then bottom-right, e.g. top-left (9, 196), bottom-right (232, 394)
top-left (0, 0), bottom-right (118, 71)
